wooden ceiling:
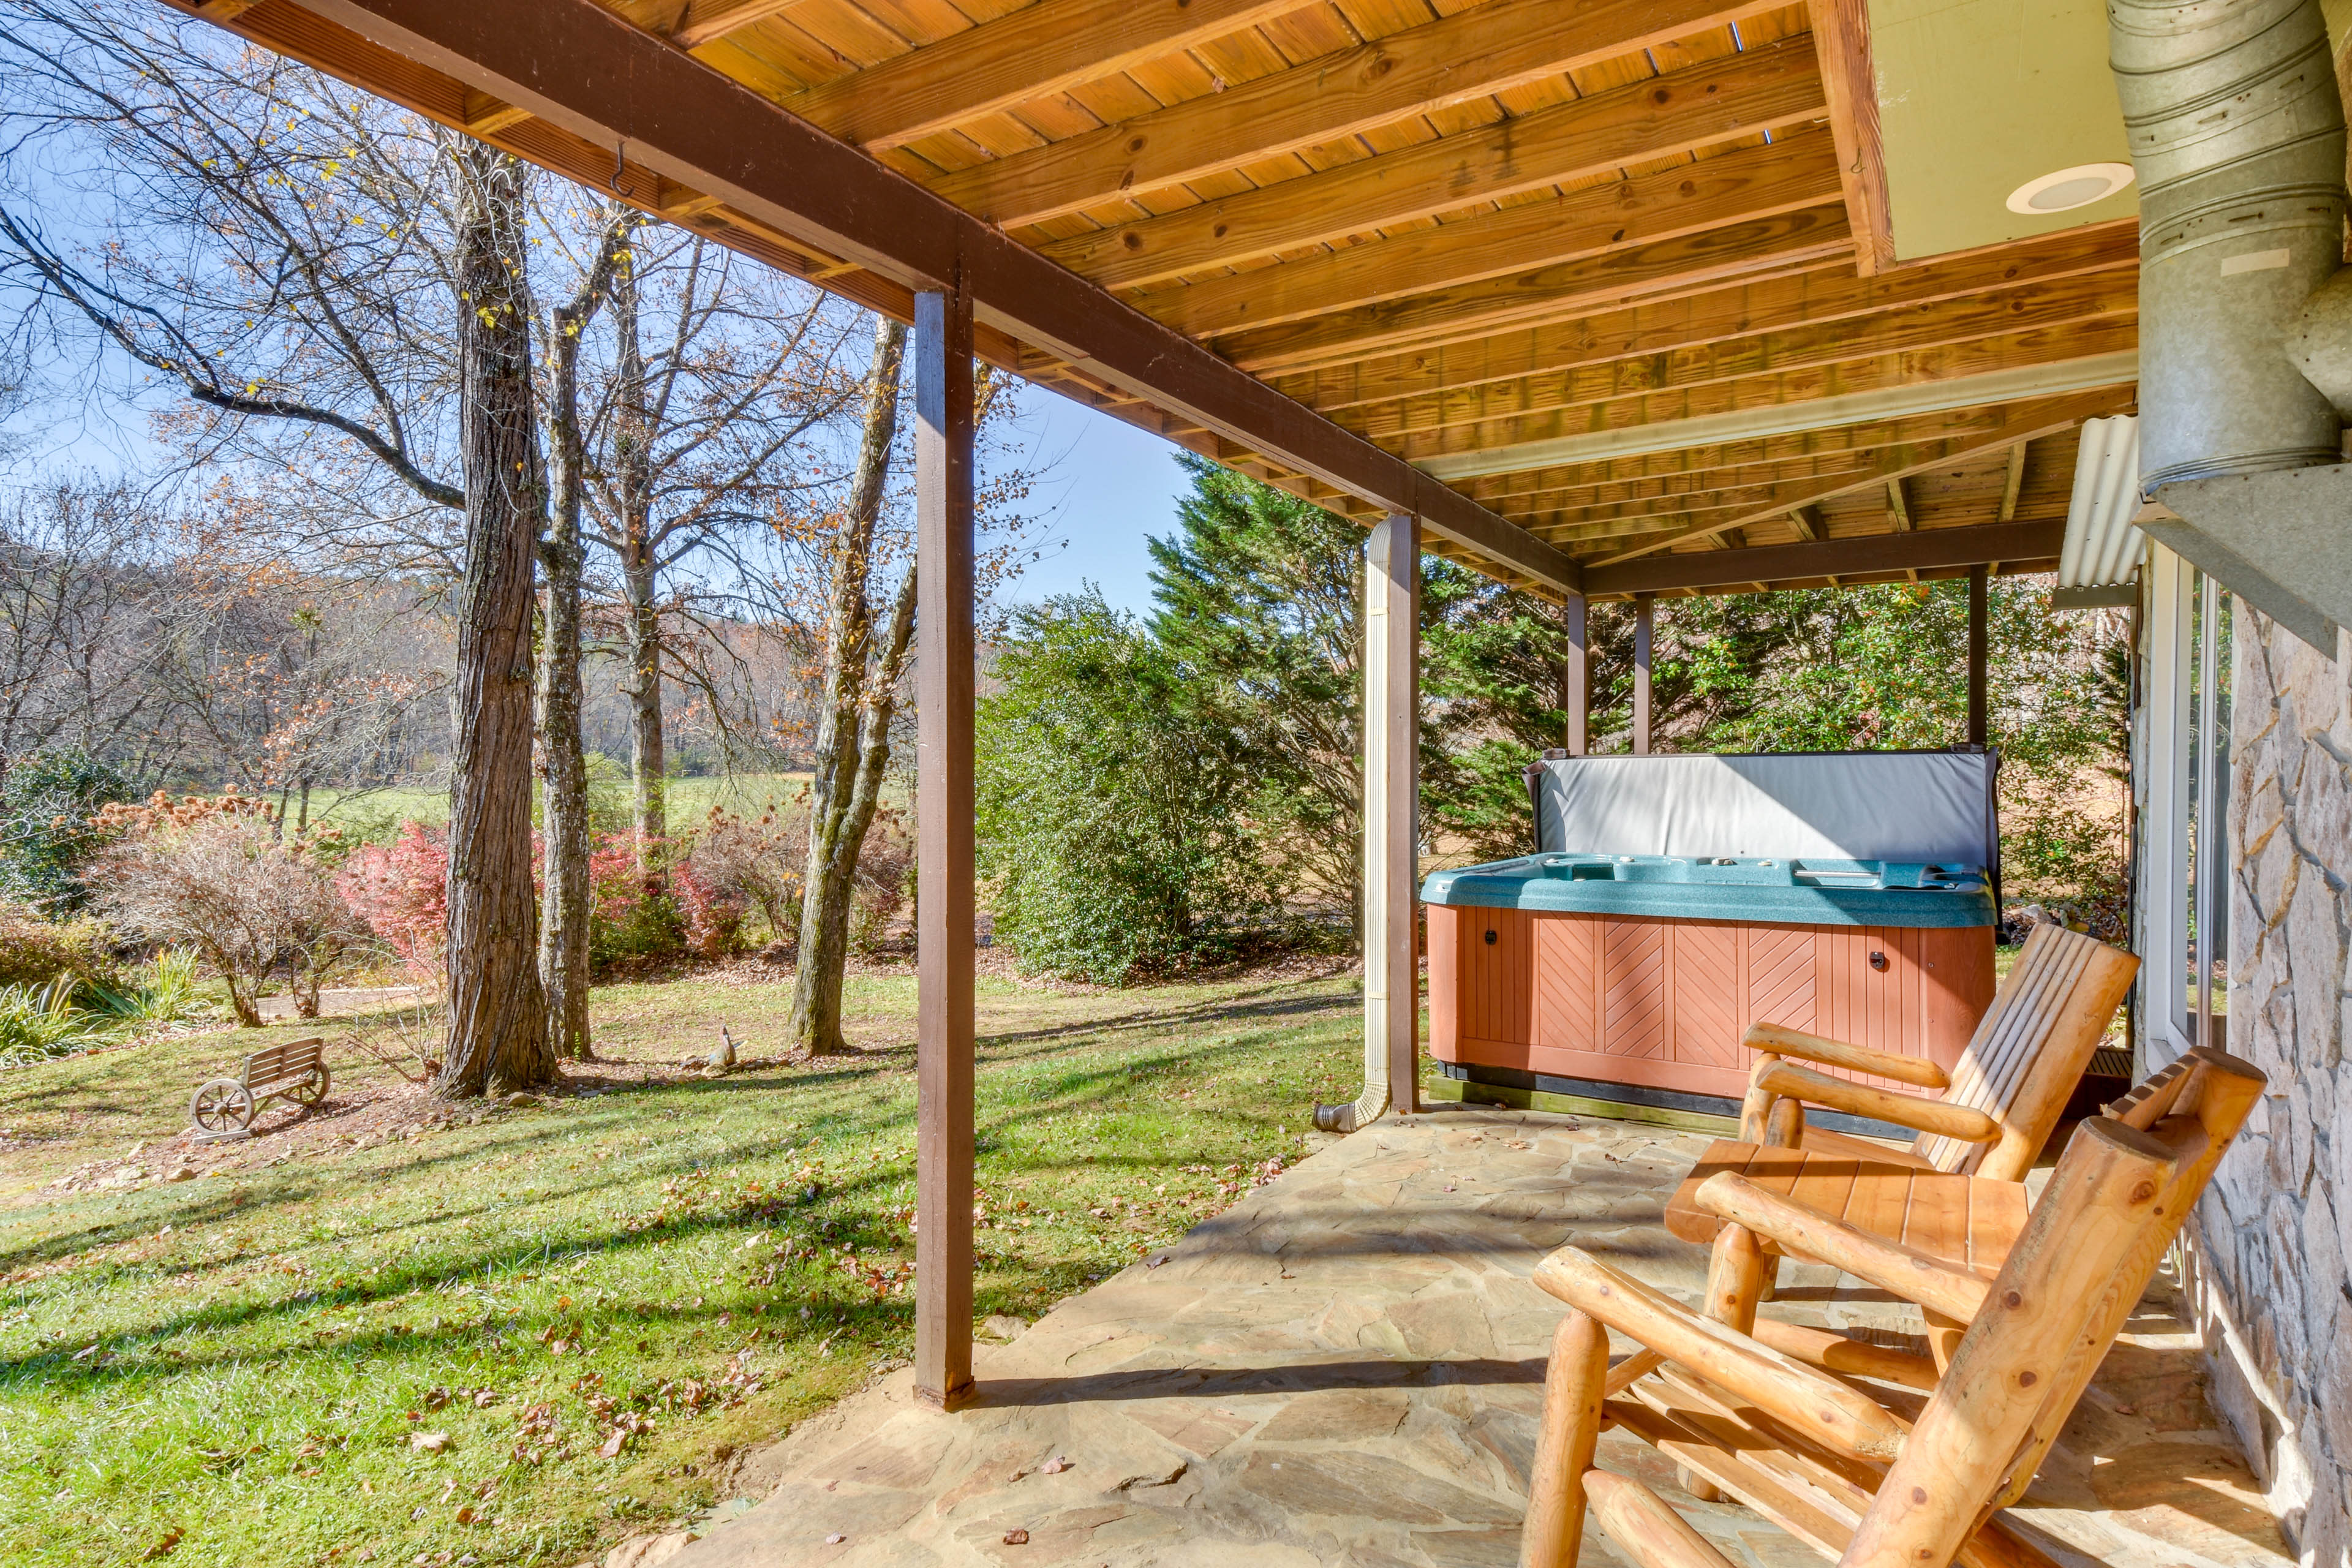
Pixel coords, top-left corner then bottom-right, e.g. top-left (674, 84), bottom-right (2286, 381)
top-left (181, 0), bottom-right (2138, 598)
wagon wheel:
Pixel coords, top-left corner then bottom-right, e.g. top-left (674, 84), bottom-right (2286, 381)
top-left (282, 1065), bottom-right (330, 1107)
top-left (190, 1079), bottom-right (255, 1134)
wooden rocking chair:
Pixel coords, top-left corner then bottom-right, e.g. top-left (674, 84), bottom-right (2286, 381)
top-left (1518, 1045), bottom-right (2264, 1568)
top-left (1660, 921), bottom-right (2140, 1332)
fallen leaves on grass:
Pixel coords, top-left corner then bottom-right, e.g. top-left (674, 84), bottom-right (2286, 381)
top-left (408, 1431), bottom-right (449, 1453)
top-left (140, 1528), bottom-right (183, 1559)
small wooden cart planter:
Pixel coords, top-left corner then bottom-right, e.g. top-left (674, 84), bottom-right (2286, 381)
top-left (189, 1037), bottom-right (329, 1140)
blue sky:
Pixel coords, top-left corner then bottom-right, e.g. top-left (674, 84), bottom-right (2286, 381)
top-left (995, 380), bottom-right (1188, 616)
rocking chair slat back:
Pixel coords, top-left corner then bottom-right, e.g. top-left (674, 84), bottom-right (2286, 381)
top-left (1912, 922), bottom-right (2138, 1178)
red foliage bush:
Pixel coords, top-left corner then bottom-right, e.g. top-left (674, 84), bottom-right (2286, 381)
top-left (334, 822), bottom-right (448, 976)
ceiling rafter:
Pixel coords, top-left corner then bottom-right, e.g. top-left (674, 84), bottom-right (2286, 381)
top-left (1145, 131), bottom-right (1843, 341)
top-left (772, 0), bottom-right (1310, 153)
top-left (921, 0), bottom-right (1788, 227)
top-left (1333, 272), bottom-right (2139, 446)
top-left (1585, 518), bottom-right (2065, 597)
top-left (1418, 349), bottom-right (2135, 478)
top-left (1807, 0), bottom-right (1893, 274)
top-left (1387, 314), bottom-right (2140, 465)
top-left (1215, 206), bottom-right (1856, 373)
top-left (1589, 386), bottom-right (2130, 563)
top-left (1271, 221), bottom-right (2137, 413)
top-left (669, 0), bottom-right (805, 50)
top-left (1033, 37), bottom-right (1826, 290)
top-left (1452, 394), bottom-right (2117, 502)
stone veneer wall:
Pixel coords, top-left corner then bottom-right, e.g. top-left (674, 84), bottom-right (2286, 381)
top-left (2180, 610), bottom-right (2352, 1565)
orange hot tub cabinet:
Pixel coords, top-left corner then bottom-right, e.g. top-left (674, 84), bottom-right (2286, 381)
top-left (1422, 856), bottom-right (1997, 1115)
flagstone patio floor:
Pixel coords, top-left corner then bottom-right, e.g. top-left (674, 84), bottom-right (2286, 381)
top-left (665, 1104), bottom-right (2291, 1568)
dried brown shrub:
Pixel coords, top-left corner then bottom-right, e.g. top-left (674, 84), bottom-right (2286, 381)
top-left (91, 813), bottom-right (371, 1026)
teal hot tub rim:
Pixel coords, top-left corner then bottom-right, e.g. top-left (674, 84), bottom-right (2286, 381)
top-left (1420, 853), bottom-right (1996, 929)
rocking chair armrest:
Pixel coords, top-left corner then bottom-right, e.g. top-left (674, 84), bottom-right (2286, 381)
top-left (1745, 1023), bottom-right (1950, 1089)
top-left (1532, 1245), bottom-right (1910, 1464)
top-left (1692, 1170), bottom-right (1990, 1325)
top-left (1751, 1061), bottom-right (1999, 1144)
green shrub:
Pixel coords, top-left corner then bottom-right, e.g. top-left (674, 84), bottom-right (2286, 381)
top-left (0, 751), bottom-right (135, 911)
top-left (0, 898), bottom-right (117, 990)
top-left (978, 594), bottom-right (1273, 984)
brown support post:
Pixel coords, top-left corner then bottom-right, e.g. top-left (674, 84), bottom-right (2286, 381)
top-left (914, 281), bottom-right (976, 1412)
top-left (1633, 595), bottom-right (1654, 755)
top-left (1562, 592), bottom-right (1589, 755)
top-left (1967, 564), bottom-right (1989, 747)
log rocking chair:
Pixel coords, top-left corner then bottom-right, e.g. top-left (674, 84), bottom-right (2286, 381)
top-left (1660, 920), bottom-right (2141, 1357)
top-left (1518, 1044), bottom-right (2264, 1568)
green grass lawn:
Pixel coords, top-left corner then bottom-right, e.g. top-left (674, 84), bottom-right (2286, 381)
top-left (0, 962), bottom-right (1360, 1567)
top-left (298, 772), bottom-right (819, 843)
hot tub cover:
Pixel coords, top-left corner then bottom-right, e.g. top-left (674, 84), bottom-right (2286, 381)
top-left (1529, 751), bottom-right (1999, 875)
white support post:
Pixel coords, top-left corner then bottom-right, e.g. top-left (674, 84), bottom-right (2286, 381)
top-left (1317, 513), bottom-right (1420, 1133)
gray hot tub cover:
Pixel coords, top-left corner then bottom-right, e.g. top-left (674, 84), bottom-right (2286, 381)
top-left (1529, 750), bottom-right (1999, 878)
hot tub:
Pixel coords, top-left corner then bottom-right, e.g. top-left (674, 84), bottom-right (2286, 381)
top-left (1423, 753), bottom-right (2001, 1125)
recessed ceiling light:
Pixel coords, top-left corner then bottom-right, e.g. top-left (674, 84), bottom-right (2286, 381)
top-left (2005, 163), bottom-right (2136, 215)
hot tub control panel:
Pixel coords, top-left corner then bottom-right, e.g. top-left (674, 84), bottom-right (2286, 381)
top-left (1422, 854), bottom-right (1994, 927)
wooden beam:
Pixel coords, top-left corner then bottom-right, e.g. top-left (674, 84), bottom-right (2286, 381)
top-left (913, 284), bottom-right (976, 1412)
top-left (1418, 349), bottom-right (2137, 478)
top-left (1590, 386), bottom-right (2128, 562)
top-left (1219, 205), bottom-right (1856, 374)
top-left (1457, 400), bottom-right (2071, 502)
top-left (1809, 0), bottom-right (1894, 274)
top-left (1886, 477), bottom-right (1913, 531)
top-left (1633, 595), bottom-right (1654, 753)
top-left (230, 0), bottom-right (1578, 593)
top-left (1998, 441), bottom-right (2028, 521)
top-left (1150, 132), bottom-right (1843, 342)
top-left (1967, 564), bottom-right (1989, 745)
top-left (779, 0), bottom-right (1308, 153)
top-left (1587, 518), bottom-right (2065, 595)
top-left (1338, 273), bottom-right (2140, 448)
top-left (1389, 314), bottom-right (2139, 466)
top-left (1276, 221), bottom-right (2139, 413)
top-left (924, 0), bottom-right (1786, 227)
top-left (1564, 593), bottom-right (1589, 755)
top-left (673, 0), bottom-right (799, 50)
top-left (671, 0), bottom-right (803, 50)
top-left (459, 86), bottom-right (531, 135)
top-left (1789, 503), bottom-right (1825, 540)
top-left (1036, 38), bottom-right (1826, 290)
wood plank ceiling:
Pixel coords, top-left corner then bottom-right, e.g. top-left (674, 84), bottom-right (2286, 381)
top-left (183, 0), bottom-right (2139, 598)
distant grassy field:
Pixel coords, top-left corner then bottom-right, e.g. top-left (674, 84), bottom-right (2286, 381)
top-left (0, 962), bottom-right (1362, 1567)
top-left (293, 772), bottom-right (820, 843)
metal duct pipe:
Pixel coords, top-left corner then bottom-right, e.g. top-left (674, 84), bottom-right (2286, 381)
top-left (2109, 0), bottom-right (2348, 488)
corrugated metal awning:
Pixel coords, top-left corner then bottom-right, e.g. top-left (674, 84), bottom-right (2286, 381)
top-left (2059, 415), bottom-right (2145, 592)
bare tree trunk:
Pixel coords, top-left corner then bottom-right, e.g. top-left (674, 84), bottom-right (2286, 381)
top-left (790, 318), bottom-right (906, 1057)
top-left (440, 141), bottom-right (552, 1098)
top-left (537, 209), bottom-right (629, 1063)
top-left (609, 253), bottom-right (666, 873)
